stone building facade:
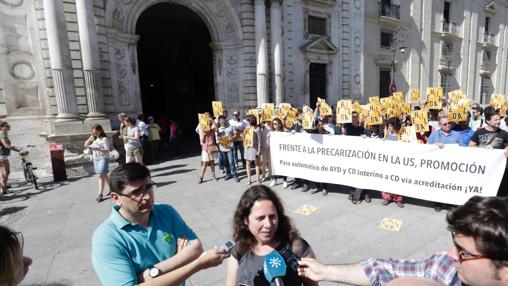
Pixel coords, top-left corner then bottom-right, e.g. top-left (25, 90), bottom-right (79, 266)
top-left (0, 0), bottom-right (364, 171)
top-left (364, 0), bottom-right (508, 103)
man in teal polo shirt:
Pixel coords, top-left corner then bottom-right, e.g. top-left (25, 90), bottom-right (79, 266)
top-left (92, 163), bottom-right (203, 285)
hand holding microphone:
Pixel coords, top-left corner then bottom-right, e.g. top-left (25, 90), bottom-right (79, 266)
top-left (263, 251), bottom-right (287, 286)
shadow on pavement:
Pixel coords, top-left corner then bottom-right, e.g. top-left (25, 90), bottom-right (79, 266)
top-left (0, 182), bottom-right (66, 202)
top-left (0, 205), bottom-right (27, 217)
top-left (152, 169), bottom-right (195, 177)
top-left (155, 181), bottom-right (176, 188)
top-left (149, 164), bottom-right (187, 173)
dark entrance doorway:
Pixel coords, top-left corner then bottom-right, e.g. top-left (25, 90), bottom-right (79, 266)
top-left (136, 3), bottom-right (214, 154)
top-left (309, 63), bottom-right (327, 108)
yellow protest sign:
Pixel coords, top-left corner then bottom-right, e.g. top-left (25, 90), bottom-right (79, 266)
top-left (336, 100), bottom-right (353, 124)
top-left (392, 92), bottom-right (404, 104)
top-left (410, 89), bottom-right (420, 103)
top-left (369, 96), bottom-right (380, 104)
top-left (365, 111), bottom-right (383, 126)
top-left (211, 101), bottom-right (223, 118)
top-left (317, 97), bottom-right (332, 117)
top-left (218, 136), bottom-right (233, 148)
top-left (279, 103), bottom-right (292, 110)
top-left (284, 108), bottom-right (297, 129)
top-left (400, 126), bottom-right (417, 142)
top-left (426, 87), bottom-right (444, 100)
top-left (243, 127), bottom-right (254, 148)
top-left (198, 113), bottom-right (211, 132)
top-left (448, 108), bottom-right (467, 122)
top-left (490, 94), bottom-right (506, 109)
top-left (410, 110), bottom-right (429, 133)
top-left (448, 90), bottom-right (465, 104)
top-left (302, 106), bottom-right (315, 129)
top-left (426, 95), bottom-right (442, 110)
top-left (379, 218), bottom-right (403, 232)
top-left (401, 102), bottom-right (411, 114)
top-left (261, 107), bottom-right (273, 123)
top-left (353, 100), bottom-right (362, 114)
top-left (294, 205), bottom-right (317, 216)
top-left (500, 102), bottom-right (508, 118)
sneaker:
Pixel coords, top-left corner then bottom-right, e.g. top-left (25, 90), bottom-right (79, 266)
top-left (290, 183), bottom-right (300, 190)
top-left (234, 176), bottom-right (240, 183)
top-left (382, 200), bottom-right (389, 206)
top-left (225, 175), bottom-right (232, 181)
top-left (270, 180), bottom-right (276, 187)
top-left (322, 189), bottom-right (328, 196)
top-left (311, 188), bottom-right (322, 194)
top-left (396, 202), bottom-right (404, 208)
top-left (282, 182), bottom-right (288, 189)
top-left (365, 194), bottom-right (371, 203)
top-left (302, 185), bottom-right (310, 192)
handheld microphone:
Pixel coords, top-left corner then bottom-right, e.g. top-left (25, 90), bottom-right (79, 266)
top-left (263, 251), bottom-right (286, 286)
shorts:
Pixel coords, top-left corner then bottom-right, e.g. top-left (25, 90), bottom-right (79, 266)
top-left (126, 146), bottom-right (143, 157)
top-left (94, 157), bottom-right (109, 174)
top-left (201, 151), bottom-right (217, 162)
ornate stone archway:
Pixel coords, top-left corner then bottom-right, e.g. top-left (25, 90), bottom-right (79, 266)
top-left (104, 0), bottom-right (243, 112)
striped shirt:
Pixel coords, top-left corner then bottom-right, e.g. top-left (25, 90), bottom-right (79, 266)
top-left (361, 252), bottom-right (461, 286)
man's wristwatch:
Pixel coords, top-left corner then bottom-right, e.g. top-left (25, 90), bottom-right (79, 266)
top-left (148, 267), bottom-right (160, 278)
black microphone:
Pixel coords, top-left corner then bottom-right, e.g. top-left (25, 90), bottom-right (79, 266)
top-left (263, 251), bottom-right (286, 286)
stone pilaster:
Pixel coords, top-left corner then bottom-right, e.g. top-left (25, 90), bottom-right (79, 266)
top-left (42, 0), bottom-right (79, 121)
top-left (255, 0), bottom-right (268, 107)
top-left (270, 0), bottom-right (283, 105)
top-left (76, 0), bottom-right (106, 119)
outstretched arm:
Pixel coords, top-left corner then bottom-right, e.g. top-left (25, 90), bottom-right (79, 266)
top-left (298, 258), bottom-right (370, 285)
top-left (138, 248), bottom-right (230, 286)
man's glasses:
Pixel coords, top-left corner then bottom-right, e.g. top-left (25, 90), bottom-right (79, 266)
top-left (116, 181), bottom-right (157, 200)
top-left (452, 233), bottom-right (487, 263)
top-left (441, 122), bottom-right (451, 126)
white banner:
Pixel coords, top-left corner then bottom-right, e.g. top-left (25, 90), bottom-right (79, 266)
top-left (270, 132), bottom-right (506, 205)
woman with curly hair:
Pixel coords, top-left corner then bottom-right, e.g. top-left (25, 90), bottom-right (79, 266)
top-left (226, 185), bottom-right (317, 286)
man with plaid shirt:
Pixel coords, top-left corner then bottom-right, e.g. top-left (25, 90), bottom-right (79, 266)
top-left (297, 196), bottom-right (508, 286)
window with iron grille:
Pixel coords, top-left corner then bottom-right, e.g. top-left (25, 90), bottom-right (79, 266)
top-left (308, 15), bottom-right (327, 36)
top-left (380, 31), bottom-right (393, 47)
top-left (480, 75), bottom-right (491, 104)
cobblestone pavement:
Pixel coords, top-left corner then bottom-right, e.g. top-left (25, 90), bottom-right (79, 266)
top-left (0, 155), bottom-right (451, 286)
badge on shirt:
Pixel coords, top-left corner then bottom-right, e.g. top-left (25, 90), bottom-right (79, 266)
top-left (163, 233), bottom-right (173, 242)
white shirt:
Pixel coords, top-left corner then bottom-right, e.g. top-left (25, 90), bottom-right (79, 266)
top-left (91, 137), bottom-right (110, 159)
top-left (136, 120), bottom-right (148, 136)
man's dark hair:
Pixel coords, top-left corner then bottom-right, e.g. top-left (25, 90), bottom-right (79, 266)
top-left (246, 114), bottom-right (257, 126)
top-left (484, 106), bottom-right (499, 121)
top-left (447, 196), bottom-right (508, 269)
top-left (109, 163), bottom-right (151, 194)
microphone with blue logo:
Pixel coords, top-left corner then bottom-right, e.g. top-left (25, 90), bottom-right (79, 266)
top-left (263, 251), bottom-right (286, 286)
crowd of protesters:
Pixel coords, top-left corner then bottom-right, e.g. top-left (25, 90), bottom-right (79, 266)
top-left (193, 100), bottom-right (508, 209)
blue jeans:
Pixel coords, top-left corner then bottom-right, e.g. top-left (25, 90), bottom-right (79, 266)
top-left (220, 150), bottom-right (237, 177)
top-left (233, 141), bottom-right (245, 167)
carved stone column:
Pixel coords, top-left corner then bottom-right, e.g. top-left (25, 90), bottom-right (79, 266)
top-left (42, 0), bottom-right (79, 121)
top-left (270, 0), bottom-right (283, 105)
top-left (76, 0), bottom-right (106, 119)
top-left (255, 0), bottom-right (268, 106)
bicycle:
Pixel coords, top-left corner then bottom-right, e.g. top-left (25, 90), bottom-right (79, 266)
top-left (19, 145), bottom-right (38, 190)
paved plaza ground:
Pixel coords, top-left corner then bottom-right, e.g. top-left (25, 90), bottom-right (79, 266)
top-left (0, 154), bottom-right (452, 286)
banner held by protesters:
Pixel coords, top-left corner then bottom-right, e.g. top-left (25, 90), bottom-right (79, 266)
top-left (270, 132), bottom-right (506, 205)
